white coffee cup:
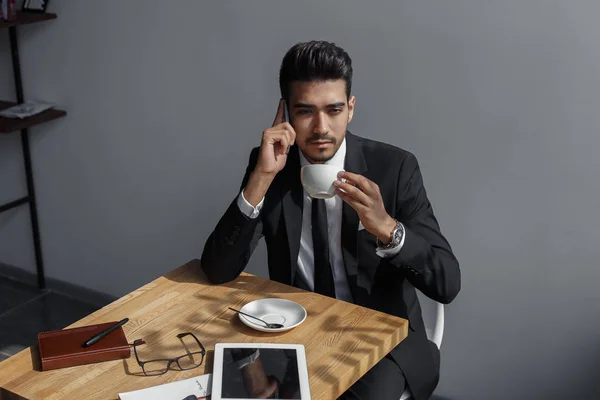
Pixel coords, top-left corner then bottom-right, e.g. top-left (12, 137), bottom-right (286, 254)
top-left (300, 164), bottom-right (344, 199)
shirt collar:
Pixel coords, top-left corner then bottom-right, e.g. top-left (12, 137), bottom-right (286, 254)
top-left (299, 137), bottom-right (347, 168)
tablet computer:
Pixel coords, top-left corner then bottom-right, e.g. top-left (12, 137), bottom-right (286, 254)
top-left (212, 343), bottom-right (311, 400)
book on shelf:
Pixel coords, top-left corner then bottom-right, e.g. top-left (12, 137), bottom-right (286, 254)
top-left (0, 0), bottom-right (17, 22)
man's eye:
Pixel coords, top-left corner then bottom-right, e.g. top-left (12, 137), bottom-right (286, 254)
top-left (330, 109), bottom-right (342, 114)
top-left (297, 110), bottom-right (311, 115)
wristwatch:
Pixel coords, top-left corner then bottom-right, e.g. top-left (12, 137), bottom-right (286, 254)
top-left (376, 219), bottom-right (404, 250)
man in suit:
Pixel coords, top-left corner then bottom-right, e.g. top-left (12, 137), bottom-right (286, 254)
top-left (201, 41), bottom-right (461, 400)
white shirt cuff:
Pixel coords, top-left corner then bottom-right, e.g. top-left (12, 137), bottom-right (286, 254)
top-left (375, 222), bottom-right (406, 258)
top-left (237, 190), bottom-right (265, 219)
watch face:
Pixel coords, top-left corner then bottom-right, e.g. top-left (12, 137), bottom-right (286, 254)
top-left (391, 223), bottom-right (403, 245)
top-left (392, 231), bottom-right (401, 245)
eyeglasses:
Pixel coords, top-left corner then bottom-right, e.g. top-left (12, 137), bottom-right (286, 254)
top-left (132, 332), bottom-right (206, 376)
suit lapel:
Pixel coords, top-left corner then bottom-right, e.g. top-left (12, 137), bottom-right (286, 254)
top-left (281, 147), bottom-right (303, 284)
top-left (341, 132), bottom-right (368, 296)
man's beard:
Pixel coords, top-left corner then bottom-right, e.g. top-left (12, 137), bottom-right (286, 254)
top-left (307, 149), bottom-right (335, 163)
top-left (301, 134), bottom-right (339, 163)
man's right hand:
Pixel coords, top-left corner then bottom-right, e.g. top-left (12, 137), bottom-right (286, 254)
top-left (243, 100), bottom-right (296, 207)
top-left (255, 99), bottom-right (296, 176)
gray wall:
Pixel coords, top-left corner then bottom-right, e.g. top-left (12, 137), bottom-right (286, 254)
top-left (0, 1), bottom-right (598, 398)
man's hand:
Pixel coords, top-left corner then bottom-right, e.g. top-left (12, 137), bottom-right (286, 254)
top-left (334, 171), bottom-right (397, 245)
top-left (255, 99), bottom-right (296, 176)
top-left (243, 100), bottom-right (297, 206)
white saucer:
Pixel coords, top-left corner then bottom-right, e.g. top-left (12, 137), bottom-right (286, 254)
top-left (238, 298), bottom-right (307, 333)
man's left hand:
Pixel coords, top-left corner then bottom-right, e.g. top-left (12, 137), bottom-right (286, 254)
top-left (334, 171), bottom-right (397, 245)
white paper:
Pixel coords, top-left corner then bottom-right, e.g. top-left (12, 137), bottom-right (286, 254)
top-left (0, 100), bottom-right (55, 119)
top-left (118, 373), bottom-right (212, 400)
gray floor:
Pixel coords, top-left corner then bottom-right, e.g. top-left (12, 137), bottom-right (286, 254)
top-left (0, 276), bottom-right (100, 360)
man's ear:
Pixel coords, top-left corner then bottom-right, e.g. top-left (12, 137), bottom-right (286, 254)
top-left (347, 95), bottom-right (356, 123)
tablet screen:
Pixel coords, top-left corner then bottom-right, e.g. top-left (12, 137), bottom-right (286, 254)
top-left (220, 347), bottom-right (302, 399)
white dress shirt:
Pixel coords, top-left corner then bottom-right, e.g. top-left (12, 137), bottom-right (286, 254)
top-left (237, 138), bottom-right (405, 302)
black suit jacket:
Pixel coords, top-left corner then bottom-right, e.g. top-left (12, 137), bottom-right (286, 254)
top-left (201, 132), bottom-right (461, 400)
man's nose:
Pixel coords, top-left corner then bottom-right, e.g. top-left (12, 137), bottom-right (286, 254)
top-left (313, 113), bottom-right (329, 135)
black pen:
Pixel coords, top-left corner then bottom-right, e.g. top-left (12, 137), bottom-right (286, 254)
top-left (82, 318), bottom-right (129, 348)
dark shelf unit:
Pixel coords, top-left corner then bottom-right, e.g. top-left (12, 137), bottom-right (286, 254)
top-left (0, 11), bottom-right (57, 28)
top-left (0, 101), bottom-right (66, 133)
top-left (0, 12), bottom-right (66, 289)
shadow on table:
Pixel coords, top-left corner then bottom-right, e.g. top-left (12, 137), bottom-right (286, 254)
top-left (308, 312), bottom-right (408, 389)
top-left (163, 260), bottom-right (410, 396)
top-left (164, 259), bottom-right (304, 295)
top-left (162, 259), bottom-right (321, 339)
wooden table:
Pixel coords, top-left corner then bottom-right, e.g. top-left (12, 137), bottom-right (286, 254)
top-left (0, 260), bottom-right (408, 400)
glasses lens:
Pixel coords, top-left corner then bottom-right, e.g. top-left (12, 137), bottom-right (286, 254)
top-left (176, 352), bottom-right (204, 370)
top-left (142, 360), bottom-right (170, 376)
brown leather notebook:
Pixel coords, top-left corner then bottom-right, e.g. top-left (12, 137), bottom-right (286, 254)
top-left (37, 321), bottom-right (131, 371)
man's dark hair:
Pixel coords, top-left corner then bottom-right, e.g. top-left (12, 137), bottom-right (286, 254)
top-left (279, 41), bottom-right (353, 103)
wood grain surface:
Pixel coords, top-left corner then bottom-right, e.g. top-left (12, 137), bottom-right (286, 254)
top-left (0, 260), bottom-right (408, 400)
